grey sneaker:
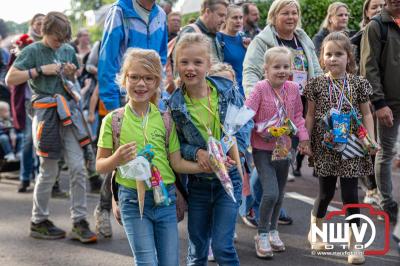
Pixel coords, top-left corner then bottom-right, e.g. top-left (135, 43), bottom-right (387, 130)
top-left (255, 233), bottom-right (273, 258)
top-left (70, 219), bottom-right (97, 243)
top-left (269, 230), bottom-right (285, 252)
top-left (94, 205), bottom-right (112, 238)
top-left (30, 219), bottom-right (66, 240)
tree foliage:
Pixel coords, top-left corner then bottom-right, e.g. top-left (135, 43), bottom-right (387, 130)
top-left (256, 0), bottom-right (365, 37)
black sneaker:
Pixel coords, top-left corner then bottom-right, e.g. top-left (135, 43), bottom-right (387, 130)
top-left (89, 174), bottom-right (103, 193)
top-left (18, 180), bottom-right (30, 193)
top-left (30, 219), bottom-right (66, 240)
top-left (383, 203), bottom-right (398, 224)
top-left (278, 214), bottom-right (293, 225)
top-left (70, 219), bottom-right (97, 243)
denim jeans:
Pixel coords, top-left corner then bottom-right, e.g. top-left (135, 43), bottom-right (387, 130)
top-left (118, 184), bottom-right (178, 266)
top-left (253, 149), bottom-right (289, 233)
top-left (0, 133), bottom-right (12, 155)
top-left (375, 106), bottom-right (400, 210)
top-left (187, 167), bottom-right (242, 266)
top-left (20, 107), bottom-right (34, 182)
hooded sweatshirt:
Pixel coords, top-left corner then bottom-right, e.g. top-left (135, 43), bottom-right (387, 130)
top-left (98, 0), bottom-right (168, 110)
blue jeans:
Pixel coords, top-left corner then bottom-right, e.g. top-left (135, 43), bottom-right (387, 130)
top-left (118, 184), bottom-right (178, 266)
top-left (20, 111), bottom-right (34, 182)
top-left (0, 133), bottom-right (12, 155)
top-left (187, 167), bottom-right (242, 266)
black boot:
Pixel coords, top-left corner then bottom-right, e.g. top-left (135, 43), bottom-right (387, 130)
top-left (17, 180), bottom-right (30, 193)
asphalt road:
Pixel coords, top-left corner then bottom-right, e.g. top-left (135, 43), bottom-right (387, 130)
top-left (0, 164), bottom-right (399, 266)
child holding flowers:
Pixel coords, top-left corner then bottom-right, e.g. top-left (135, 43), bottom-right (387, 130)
top-left (245, 46), bottom-right (310, 259)
top-left (168, 33), bottom-right (252, 266)
top-left (96, 48), bottom-right (205, 266)
top-left (304, 32), bottom-right (378, 265)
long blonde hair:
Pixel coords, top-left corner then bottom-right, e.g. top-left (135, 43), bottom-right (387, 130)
top-left (117, 48), bottom-right (162, 105)
top-left (321, 2), bottom-right (349, 30)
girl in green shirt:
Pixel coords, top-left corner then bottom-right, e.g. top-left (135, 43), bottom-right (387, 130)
top-left (96, 48), bottom-right (205, 265)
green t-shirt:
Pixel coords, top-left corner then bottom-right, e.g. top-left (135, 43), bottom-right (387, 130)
top-left (184, 81), bottom-right (221, 141)
top-left (13, 42), bottom-right (79, 99)
top-left (97, 103), bottom-right (180, 189)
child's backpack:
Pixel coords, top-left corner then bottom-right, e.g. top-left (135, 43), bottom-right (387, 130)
top-left (109, 107), bottom-right (188, 223)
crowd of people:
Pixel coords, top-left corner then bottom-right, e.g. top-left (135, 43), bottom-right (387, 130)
top-left (0, 0), bottom-right (400, 265)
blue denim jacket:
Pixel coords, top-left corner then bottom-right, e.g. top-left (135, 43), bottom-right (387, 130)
top-left (167, 76), bottom-right (253, 177)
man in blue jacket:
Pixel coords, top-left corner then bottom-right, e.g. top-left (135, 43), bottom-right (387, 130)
top-left (95, 0), bottom-right (168, 238)
top-left (98, 0), bottom-right (168, 111)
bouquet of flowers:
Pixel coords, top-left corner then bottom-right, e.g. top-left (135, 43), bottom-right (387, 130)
top-left (208, 136), bottom-right (236, 202)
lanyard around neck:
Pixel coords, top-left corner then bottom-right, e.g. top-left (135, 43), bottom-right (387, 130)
top-left (328, 74), bottom-right (352, 112)
top-left (277, 35), bottom-right (299, 49)
top-left (130, 105), bottom-right (150, 145)
top-left (187, 86), bottom-right (227, 136)
top-left (269, 81), bottom-right (288, 119)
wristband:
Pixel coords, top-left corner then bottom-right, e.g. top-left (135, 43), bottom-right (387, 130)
top-left (28, 69), bottom-right (33, 79)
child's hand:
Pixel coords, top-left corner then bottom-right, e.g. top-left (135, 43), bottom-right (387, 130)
top-left (62, 63), bottom-right (77, 76)
top-left (196, 149), bottom-right (212, 172)
top-left (367, 141), bottom-right (380, 156)
top-left (114, 142), bottom-right (136, 166)
top-left (298, 140), bottom-right (312, 156)
top-left (225, 156), bottom-right (236, 169)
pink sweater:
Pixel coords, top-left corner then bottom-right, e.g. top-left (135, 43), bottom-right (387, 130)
top-left (245, 80), bottom-right (309, 151)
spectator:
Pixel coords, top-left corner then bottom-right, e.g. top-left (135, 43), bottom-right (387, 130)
top-left (98, 0), bottom-right (168, 111)
top-left (7, 33), bottom-right (36, 193)
top-left (217, 4), bottom-right (249, 96)
top-left (243, 0), bottom-right (322, 96)
top-left (28, 13), bottom-right (45, 42)
top-left (360, 0), bottom-right (400, 224)
top-left (313, 2), bottom-right (356, 57)
top-left (168, 11), bottom-right (181, 41)
top-left (95, 0), bottom-right (168, 239)
top-left (242, 2), bottom-right (261, 40)
top-left (0, 101), bottom-right (22, 162)
top-left (351, 0), bottom-right (385, 68)
top-left (350, 0), bottom-right (385, 207)
top-left (160, 0), bottom-right (172, 15)
top-left (6, 11), bottom-right (97, 243)
top-left (175, 0), bottom-right (229, 64)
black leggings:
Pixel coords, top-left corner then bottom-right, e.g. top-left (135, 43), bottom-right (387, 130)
top-left (313, 176), bottom-right (360, 226)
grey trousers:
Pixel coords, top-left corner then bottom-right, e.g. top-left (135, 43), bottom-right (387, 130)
top-left (31, 125), bottom-right (88, 223)
top-left (253, 149), bottom-right (289, 234)
top-left (375, 106), bottom-right (400, 210)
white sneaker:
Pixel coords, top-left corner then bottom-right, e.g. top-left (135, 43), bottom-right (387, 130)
top-left (254, 233), bottom-right (273, 258)
top-left (208, 244), bottom-right (215, 261)
top-left (4, 152), bottom-right (17, 162)
top-left (269, 230), bottom-right (285, 252)
top-left (363, 189), bottom-right (380, 206)
top-left (287, 173), bottom-right (295, 182)
top-left (94, 205), bottom-right (112, 238)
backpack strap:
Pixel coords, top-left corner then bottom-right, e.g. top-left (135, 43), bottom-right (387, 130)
top-left (371, 15), bottom-right (388, 46)
top-left (161, 111), bottom-right (173, 153)
top-left (111, 107), bottom-right (125, 150)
